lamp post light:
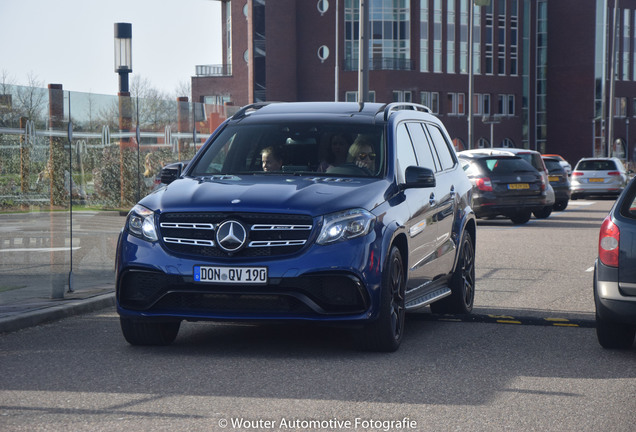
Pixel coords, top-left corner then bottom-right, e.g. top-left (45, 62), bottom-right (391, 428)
top-left (114, 23), bottom-right (132, 93)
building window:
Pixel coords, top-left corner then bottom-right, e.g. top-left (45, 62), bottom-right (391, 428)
top-left (420, 0), bottom-right (429, 72)
top-left (345, 90), bottom-right (376, 103)
top-left (508, 94), bottom-right (515, 116)
top-left (393, 90), bottom-right (412, 102)
top-left (447, 92), bottom-right (465, 116)
top-left (497, 1), bottom-right (506, 75)
top-left (473, 93), bottom-right (491, 116)
top-left (485, 1), bottom-right (494, 74)
top-left (510, 0), bottom-right (519, 75)
top-left (497, 94), bottom-right (504, 115)
top-left (623, 10), bottom-right (631, 81)
top-left (459, 0), bottom-right (469, 74)
top-left (473, 0), bottom-right (482, 75)
top-left (483, 93), bottom-right (491, 115)
top-left (501, 138), bottom-right (515, 148)
top-left (447, 0), bottom-right (455, 73)
top-left (433, 0), bottom-right (442, 72)
top-left (421, 91), bottom-right (440, 114)
top-left (536, 0), bottom-right (548, 151)
top-left (615, 97), bottom-right (628, 117)
top-left (345, 0), bottom-right (411, 72)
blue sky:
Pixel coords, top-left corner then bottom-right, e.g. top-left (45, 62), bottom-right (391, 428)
top-left (0, 0), bottom-right (222, 96)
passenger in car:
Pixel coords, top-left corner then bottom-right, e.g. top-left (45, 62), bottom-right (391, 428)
top-left (261, 146), bottom-right (284, 172)
top-left (348, 135), bottom-right (376, 173)
top-left (318, 133), bottom-right (352, 172)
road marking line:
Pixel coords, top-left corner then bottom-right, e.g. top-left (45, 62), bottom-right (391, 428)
top-left (0, 247), bottom-right (81, 252)
top-left (586, 266), bottom-right (594, 272)
top-left (568, 201), bottom-right (596, 206)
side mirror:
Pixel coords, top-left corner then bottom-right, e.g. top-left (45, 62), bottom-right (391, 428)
top-left (403, 166), bottom-right (436, 189)
top-left (160, 162), bottom-right (186, 185)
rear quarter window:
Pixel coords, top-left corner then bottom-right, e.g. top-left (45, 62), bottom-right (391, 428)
top-left (620, 182), bottom-right (636, 219)
top-left (425, 124), bottom-right (456, 170)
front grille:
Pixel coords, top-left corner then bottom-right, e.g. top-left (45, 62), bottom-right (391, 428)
top-left (159, 212), bottom-right (315, 258)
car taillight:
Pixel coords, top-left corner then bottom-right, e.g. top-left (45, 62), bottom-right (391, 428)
top-left (607, 171), bottom-right (620, 176)
top-left (540, 176), bottom-right (546, 191)
top-left (476, 177), bottom-right (493, 192)
top-left (599, 216), bottom-right (620, 267)
top-left (572, 171), bottom-right (583, 176)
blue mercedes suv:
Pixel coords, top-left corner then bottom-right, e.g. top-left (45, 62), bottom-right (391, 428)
top-left (115, 102), bottom-right (476, 351)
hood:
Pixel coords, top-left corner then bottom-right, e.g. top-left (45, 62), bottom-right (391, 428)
top-left (139, 175), bottom-right (393, 217)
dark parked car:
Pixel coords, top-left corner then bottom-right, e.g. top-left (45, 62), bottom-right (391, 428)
top-left (594, 176), bottom-right (636, 349)
top-left (115, 102), bottom-right (477, 352)
top-left (542, 156), bottom-right (571, 211)
top-left (458, 151), bottom-right (548, 224)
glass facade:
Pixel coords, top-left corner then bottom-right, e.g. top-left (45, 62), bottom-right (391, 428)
top-left (345, 0), bottom-right (411, 71)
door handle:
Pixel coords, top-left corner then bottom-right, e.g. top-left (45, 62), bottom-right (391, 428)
top-left (429, 192), bottom-right (436, 206)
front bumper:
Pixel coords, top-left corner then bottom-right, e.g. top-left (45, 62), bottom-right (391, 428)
top-left (116, 232), bottom-right (382, 322)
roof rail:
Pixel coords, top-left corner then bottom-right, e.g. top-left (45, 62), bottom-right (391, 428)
top-left (383, 103), bottom-right (432, 121)
top-left (232, 102), bottom-right (274, 119)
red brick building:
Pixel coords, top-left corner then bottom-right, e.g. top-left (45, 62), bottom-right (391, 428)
top-left (193, 0), bottom-right (636, 167)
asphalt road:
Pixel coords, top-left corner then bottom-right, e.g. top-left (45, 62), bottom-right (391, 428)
top-left (1, 199), bottom-right (635, 432)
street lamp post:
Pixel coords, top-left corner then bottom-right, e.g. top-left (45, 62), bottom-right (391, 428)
top-left (468, 0), bottom-right (490, 150)
top-left (114, 23), bottom-right (134, 207)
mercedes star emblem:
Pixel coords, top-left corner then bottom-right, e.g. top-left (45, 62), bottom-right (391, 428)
top-left (216, 220), bottom-right (247, 252)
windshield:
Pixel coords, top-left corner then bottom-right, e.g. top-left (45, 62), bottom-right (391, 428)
top-left (190, 122), bottom-right (385, 178)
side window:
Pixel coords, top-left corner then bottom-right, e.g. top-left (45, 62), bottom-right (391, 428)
top-left (406, 122), bottom-right (439, 172)
top-left (425, 124), bottom-right (456, 170)
top-left (396, 123), bottom-right (418, 183)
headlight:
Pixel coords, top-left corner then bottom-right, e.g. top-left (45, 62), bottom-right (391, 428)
top-left (127, 204), bottom-right (158, 242)
top-left (317, 209), bottom-right (375, 245)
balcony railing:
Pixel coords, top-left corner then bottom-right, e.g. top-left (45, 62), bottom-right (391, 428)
top-left (195, 64), bottom-right (233, 77)
top-left (344, 57), bottom-right (414, 72)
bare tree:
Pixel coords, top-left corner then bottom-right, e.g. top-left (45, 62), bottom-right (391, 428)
top-left (174, 80), bottom-right (192, 100)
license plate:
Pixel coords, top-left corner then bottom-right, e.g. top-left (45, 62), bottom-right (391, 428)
top-left (508, 183), bottom-right (529, 190)
top-left (548, 176), bottom-right (559, 182)
top-left (194, 265), bottom-right (268, 284)
top-left (589, 178), bottom-right (604, 183)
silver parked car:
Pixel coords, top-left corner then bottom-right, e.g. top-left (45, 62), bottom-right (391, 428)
top-left (571, 157), bottom-right (628, 200)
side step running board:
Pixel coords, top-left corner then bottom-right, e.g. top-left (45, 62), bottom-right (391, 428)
top-left (405, 287), bottom-right (452, 310)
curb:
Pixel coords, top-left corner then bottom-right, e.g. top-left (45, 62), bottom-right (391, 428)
top-left (0, 292), bottom-right (116, 334)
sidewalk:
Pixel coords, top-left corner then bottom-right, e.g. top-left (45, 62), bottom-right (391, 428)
top-left (0, 281), bottom-right (115, 334)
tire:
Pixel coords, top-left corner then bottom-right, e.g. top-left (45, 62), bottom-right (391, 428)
top-left (430, 230), bottom-right (475, 315)
top-left (360, 246), bottom-right (405, 352)
top-left (553, 200), bottom-right (568, 211)
top-left (120, 317), bottom-right (181, 346)
top-left (595, 313), bottom-right (636, 349)
top-left (533, 206), bottom-right (552, 219)
top-left (510, 210), bottom-right (531, 224)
